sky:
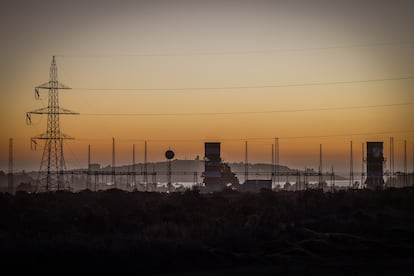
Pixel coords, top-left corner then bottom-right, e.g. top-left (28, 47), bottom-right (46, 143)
top-left (0, 0), bottom-right (413, 174)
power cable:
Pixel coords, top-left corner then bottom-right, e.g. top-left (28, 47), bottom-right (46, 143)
top-left (56, 40), bottom-right (414, 58)
top-left (81, 102), bottom-right (414, 117)
top-left (71, 76), bottom-right (414, 92)
top-left (72, 129), bottom-right (414, 143)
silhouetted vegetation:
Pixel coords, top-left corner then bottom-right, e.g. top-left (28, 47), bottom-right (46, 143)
top-left (1, 188), bottom-right (414, 274)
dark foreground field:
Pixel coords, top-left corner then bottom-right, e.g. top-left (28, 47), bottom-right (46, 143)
top-left (1, 188), bottom-right (414, 275)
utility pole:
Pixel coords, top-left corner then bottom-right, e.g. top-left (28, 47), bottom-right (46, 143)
top-left (8, 138), bottom-right (14, 194)
top-left (132, 144), bottom-right (136, 190)
top-left (271, 143), bottom-right (274, 185)
top-left (404, 140), bottom-right (407, 187)
top-left (319, 144), bottom-right (323, 189)
top-left (349, 141), bottom-right (354, 188)
top-left (304, 166), bottom-right (308, 190)
top-left (275, 137), bottom-right (279, 187)
top-left (244, 141), bottom-right (248, 183)
top-left (112, 138), bottom-right (116, 188)
top-left (389, 137), bottom-right (394, 187)
top-left (361, 143), bottom-right (365, 188)
top-left (87, 144), bottom-right (91, 190)
top-left (144, 141), bottom-right (148, 190)
top-left (26, 56), bottom-right (79, 191)
top-left (152, 165), bottom-right (156, 186)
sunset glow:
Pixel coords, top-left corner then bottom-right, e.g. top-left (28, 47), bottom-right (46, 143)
top-left (1, 0), bottom-right (413, 173)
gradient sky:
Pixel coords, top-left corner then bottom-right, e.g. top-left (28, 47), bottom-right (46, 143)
top-left (1, 0), bottom-right (413, 174)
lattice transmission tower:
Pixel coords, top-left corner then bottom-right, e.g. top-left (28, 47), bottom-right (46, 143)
top-left (26, 56), bottom-right (79, 192)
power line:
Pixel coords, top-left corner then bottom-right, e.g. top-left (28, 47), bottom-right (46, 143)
top-left (72, 129), bottom-right (414, 143)
top-left (56, 40), bottom-right (414, 58)
top-left (72, 76), bottom-right (414, 92)
top-left (81, 102), bottom-right (414, 117)
top-left (278, 130), bottom-right (414, 140)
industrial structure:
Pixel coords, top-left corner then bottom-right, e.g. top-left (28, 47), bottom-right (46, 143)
top-left (365, 142), bottom-right (385, 190)
top-left (26, 56), bottom-right (79, 192)
top-left (203, 142), bottom-right (239, 192)
top-left (239, 140), bottom-right (273, 192)
top-left (9, 137), bottom-right (413, 193)
top-left (19, 58), bottom-right (412, 193)
top-left (239, 179), bottom-right (272, 192)
top-left (165, 149), bottom-right (175, 192)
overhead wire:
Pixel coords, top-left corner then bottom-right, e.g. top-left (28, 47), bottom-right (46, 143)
top-left (80, 101), bottom-right (414, 117)
top-left (71, 75), bottom-right (414, 92)
top-left (72, 129), bottom-right (414, 143)
top-left (56, 40), bottom-right (414, 58)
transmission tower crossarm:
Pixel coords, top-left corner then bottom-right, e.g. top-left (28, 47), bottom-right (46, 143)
top-left (32, 132), bottom-right (75, 140)
top-left (36, 81), bottom-right (72, 90)
top-left (27, 106), bottom-right (79, 115)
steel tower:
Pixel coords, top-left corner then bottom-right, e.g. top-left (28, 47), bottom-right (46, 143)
top-left (26, 56), bottom-right (79, 192)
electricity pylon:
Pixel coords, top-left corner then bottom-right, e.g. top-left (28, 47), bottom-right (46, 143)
top-left (26, 56), bottom-right (79, 192)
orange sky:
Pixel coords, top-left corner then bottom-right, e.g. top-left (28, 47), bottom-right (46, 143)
top-left (1, 0), bottom-right (413, 173)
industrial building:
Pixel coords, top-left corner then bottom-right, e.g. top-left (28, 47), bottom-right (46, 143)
top-left (238, 179), bottom-right (272, 192)
top-left (203, 142), bottom-right (239, 192)
top-left (365, 142), bottom-right (385, 190)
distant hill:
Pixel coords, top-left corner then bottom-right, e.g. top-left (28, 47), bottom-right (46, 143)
top-left (0, 160), bottom-right (345, 191)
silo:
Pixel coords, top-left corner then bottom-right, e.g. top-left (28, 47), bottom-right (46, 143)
top-left (365, 142), bottom-right (385, 190)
